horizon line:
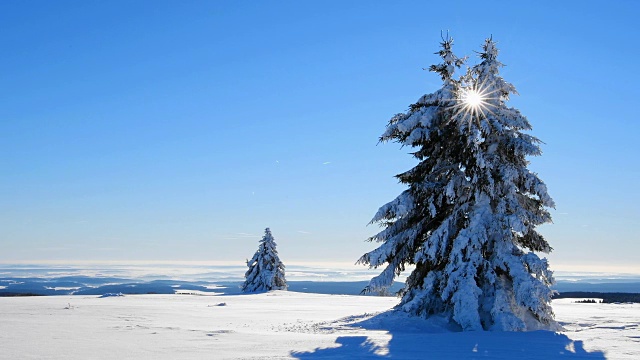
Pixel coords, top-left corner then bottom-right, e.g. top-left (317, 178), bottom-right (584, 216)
top-left (1, 259), bottom-right (639, 277)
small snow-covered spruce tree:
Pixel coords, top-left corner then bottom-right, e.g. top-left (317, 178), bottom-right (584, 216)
top-left (242, 228), bottom-right (287, 292)
top-left (358, 36), bottom-right (557, 331)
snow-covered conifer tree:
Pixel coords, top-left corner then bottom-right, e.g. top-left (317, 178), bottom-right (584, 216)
top-left (358, 36), bottom-right (557, 331)
top-left (242, 228), bottom-right (287, 292)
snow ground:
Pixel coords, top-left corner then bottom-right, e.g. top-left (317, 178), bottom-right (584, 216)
top-left (0, 292), bottom-right (637, 359)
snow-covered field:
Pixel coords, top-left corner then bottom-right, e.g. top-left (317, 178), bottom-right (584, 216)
top-left (1, 292), bottom-right (638, 359)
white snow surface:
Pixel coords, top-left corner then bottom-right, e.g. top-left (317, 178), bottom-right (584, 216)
top-left (0, 292), bottom-right (637, 359)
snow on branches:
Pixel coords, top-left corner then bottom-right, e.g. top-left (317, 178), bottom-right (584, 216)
top-left (242, 228), bottom-right (287, 292)
top-left (359, 35), bottom-right (558, 331)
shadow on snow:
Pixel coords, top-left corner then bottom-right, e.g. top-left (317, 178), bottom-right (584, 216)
top-left (290, 311), bottom-right (607, 360)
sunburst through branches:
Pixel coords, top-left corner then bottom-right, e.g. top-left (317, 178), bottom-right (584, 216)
top-left (450, 79), bottom-right (499, 127)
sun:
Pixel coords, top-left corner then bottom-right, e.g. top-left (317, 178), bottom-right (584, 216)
top-left (463, 89), bottom-right (484, 108)
top-left (449, 81), bottom-right (498, 126)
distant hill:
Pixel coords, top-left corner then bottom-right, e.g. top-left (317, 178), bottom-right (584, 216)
top-left (554, 281), bottom-right (640, 293)
top-left (1, 276), bottom-right (639, 302)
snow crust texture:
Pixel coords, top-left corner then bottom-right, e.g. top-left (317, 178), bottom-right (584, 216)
top-left (1, 293), bottom-right (636, 359)
top-left (359, 36), bottom-right (557, 331)
top-left (242, 228), bottom-right (287, 292)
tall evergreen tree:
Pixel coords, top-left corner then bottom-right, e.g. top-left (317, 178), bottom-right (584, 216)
top-left (358, 36), bottom-right (557, 331)
top-left (242, 228), bottom-right (287, 292)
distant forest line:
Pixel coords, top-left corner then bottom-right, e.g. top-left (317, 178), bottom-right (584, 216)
top-left (552, 292), bottom-right (640, 303)
top-left (2, 275), bottom-right (639, 302)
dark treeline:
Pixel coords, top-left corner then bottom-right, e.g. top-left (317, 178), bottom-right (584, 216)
top-left (554, 292), bottom-right (640, 303)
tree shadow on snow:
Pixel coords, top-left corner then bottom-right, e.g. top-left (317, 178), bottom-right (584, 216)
top-left (290, 311), bottom-right (607, 359)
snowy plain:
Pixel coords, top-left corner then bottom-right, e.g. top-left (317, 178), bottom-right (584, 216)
top-left (1, 292), bottom-right (638, 359)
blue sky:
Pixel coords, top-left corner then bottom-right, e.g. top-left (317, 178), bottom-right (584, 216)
top-left (1, 1), bottom-right (639, 273)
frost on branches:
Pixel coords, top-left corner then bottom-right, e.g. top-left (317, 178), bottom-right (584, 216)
top-left (358, 36), bottom-right (558, 331)
top-left (242, 228), bottom-right (287, 292)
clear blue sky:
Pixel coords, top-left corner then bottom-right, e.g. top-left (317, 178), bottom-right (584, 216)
top-left (1, 1), bottom-right (638, 273)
